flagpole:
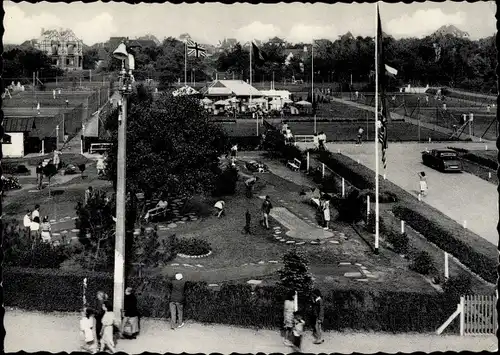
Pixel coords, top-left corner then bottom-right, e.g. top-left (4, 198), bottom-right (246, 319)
top-left (311, 40), bottom-right (314, 106)
top-left (184, 41), bottom-right (187, 86)
top-left (374, 3), bottom-right (380, 254)
top-left (250, 41), bottom-right (257, 136)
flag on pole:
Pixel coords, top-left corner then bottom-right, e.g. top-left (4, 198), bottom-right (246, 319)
top-left (187, 39), bottom-right (207, 58)
top-left (377, 6), bottom-right (390, 170)
top-left (252, 42), bottom-right (265, 65)
top-left (385, 64), bottom-right (398, 76)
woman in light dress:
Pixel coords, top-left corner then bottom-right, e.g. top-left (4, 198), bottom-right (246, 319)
top-left (80, 307), bottom-right (98, 353)
top-left (40, 216), bottom-right (52, 243)
top-left (322, 197), bottom-right (331, 230)
top-left (100, 301), bottom-right (117, 353)
top-left (418, 172), bottom-right (428, 197)
top-left (282, 290), bottom-right (296, 346)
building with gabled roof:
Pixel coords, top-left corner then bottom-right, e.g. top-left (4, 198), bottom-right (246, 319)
top-left (202, 80), bottom-right (262, 99)
top-left (34, 28), bottom-right (83, 70)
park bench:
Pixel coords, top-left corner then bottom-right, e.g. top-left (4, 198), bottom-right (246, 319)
top-left (287, 158), bottom-right (301, 172)
top-left (143, 200), bottom-right (168, 222)
top-left (89, 143), bottom-right (112, 155)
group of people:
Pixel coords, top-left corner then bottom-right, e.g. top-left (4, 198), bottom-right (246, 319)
top-left (213, 195), bottom-right (273, 232)
top-left (79, 273), bottom-right (187, 353)
top-left (23, 204), bottom-right (53, 243)
top-left (313, 132), bottom-right (327, 150)
top-left (282, 289), bottom-right (325, 352)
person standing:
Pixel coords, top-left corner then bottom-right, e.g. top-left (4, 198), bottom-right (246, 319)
top-left (121, 287), bottom-right (140, 339)
top-left (30, 216), bottom-right (41, 243)
top-left (85, 186), bottom-right (94, 205)
top-left (418, 172), bottom-right (428, 197)
top-left (32, 204), bottom-right (40, 221)
top-left (243, 209), bottom-right (252, 235)
top-left (313, 133), bottom-right (319, 150)
top-left (80, 307), bottom-right (98, 353)
top-left (53, 150), bottom-right (61, 170)
top-left (245, 176), bottom-right (258, 198)
top-left (100, 301), bottom-right (116, 353)
top-left (311, 289), bottom-right (325, 344)
top-left (96, 157), bottom-right (106, 177)
top-left (40, 216), bottom-right (52, 243)
top-left (169, 273), bottom-right (186, 330)
top-left (291, 311), bottom-right (305, 352)
top-left (214, 200), bottom-right (225, 218)
top-left (318, 131), bottom-right (326, 150)
top-left (282, 290), bottom-right (295, 346)
top-left (95, 291), bottom-right (109, 343)
top-left (23, 210), bottom-right (32, 237)
top-left (230, 144), bottom-right (238, 159)
top-left (36, 162), bottom-right (43, 190)
top-left (356, 127), bottom-right (364, 145)
top-left (322, 197), bottom-right (331, 230)
top-left (261, 195), bottom-right (273, 230)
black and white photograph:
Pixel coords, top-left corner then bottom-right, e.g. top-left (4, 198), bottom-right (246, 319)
top-left (1, 1), bottom-right (498, 353)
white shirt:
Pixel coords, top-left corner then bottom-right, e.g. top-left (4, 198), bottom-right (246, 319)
top-left (30, 221), bottom-right (40, 231)
top-left (23, 214), bottom-right (31, 228)
top-left (32, 210), bottom-right (40, 220)
top-left (214, 201), bottom-right (225, 209)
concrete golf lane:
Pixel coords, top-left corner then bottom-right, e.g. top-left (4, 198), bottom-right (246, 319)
top-left (297, 142), bottom-right (498, 246)
top-left (270, 207), bottom-right (333, 239)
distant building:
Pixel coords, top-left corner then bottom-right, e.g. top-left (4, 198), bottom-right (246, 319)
top-left (34, 28), bottom-right (83, 70)
top-left (216, 38), bottom-right (238, 53)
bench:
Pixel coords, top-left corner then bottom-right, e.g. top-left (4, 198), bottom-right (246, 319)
top-left (143, 200), bottom-right (168, 222)
top-left (89, 143), bottom-right (112, 155)
top-left (287, 158), bottom-right (301, 171)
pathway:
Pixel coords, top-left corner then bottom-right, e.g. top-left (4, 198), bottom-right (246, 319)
top-left (296, 141), bottom-right (498, 246)
top-left (5, 309), bottom-right (496, 354)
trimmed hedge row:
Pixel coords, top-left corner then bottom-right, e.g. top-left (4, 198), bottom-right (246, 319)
top-left (4, 267), bottom-right (459, 333)
top-left (310, 150), bottom-right (497, 284)
top-left (463, 152), bottom-right (498, 170)
top-left (392, 204), bottom-right (497, 284)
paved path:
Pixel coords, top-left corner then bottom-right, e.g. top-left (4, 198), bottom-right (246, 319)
top-left (448, 88), bottom-right (497, 101)
top-left (296, 142), bottom-right (498, 246)
top-left (5, 309), bottom-right (496, 353)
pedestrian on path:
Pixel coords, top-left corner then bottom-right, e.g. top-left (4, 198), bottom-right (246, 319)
top-left (242, 209), bottom-right (252, 234)
top-left (121, 287), bottom-right (140, 339)
top-left (230, 144), bottom-right (238, 158)
top-left (418, 172), bottom-right (428, 197)
top-left (40, 216), bottom-right (52, 243)
top-left (318, 131), bottom-right (326, 151)
top-left (356, 127), bottom-right (364, 145)
top-left (291, 311), bottom-right (305, 352)
top-left (261, 196), bottom-right (273, 230)
top-left (80, 307), bottom-right (98, 353)
top-left (99, 301), bottom-right (116, 353)
top-left (32, 204), bottom-right (40, 221)
top-left (214, 200), bottom-right (225, 218)
top-left (36, 162), bottom-right (43, 190)
top-left (169, 273), bottom-right (186, 330)
top-left (95, 291), bottom-right (109, 342)
top-left (322, 197), bottom-right (331, 230)
top-left (23, 210), bottom-right (32, 237)
top-left (282, 290), bottom-right (295, 346)
top-left (313, 133), bottom-right (319, 149)
top-left (30, 216), bottom-right (40, 243)
top-left (311, 289), bottom-right (325, 344)
top-left (85, 186), bottom-right (94, 205)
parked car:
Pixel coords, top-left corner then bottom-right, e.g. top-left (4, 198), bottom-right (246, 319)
top-left (422, 149), bottom-right (463, 172)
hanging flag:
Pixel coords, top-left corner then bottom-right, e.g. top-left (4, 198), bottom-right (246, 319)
top-left (385, 64), bottom-right (398, 76)
top-left (187, 39), bottom-right (207, 58)
top-left (252, 42), bottom-right (265, 65)
top-left (377, 6), bottom-right (390, 170)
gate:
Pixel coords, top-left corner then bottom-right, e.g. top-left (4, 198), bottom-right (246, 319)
top-left (462, 295), bottom-right (497, 335)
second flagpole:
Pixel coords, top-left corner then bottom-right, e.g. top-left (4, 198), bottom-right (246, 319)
top-left (184, 41), bottom-right (187, 86)
top-left (374, 3), bottom-right (380, 254)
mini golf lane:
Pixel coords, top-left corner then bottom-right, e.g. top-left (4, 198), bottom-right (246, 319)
top-left (299, 142), bottom-right (497, 246)
top-left (270, 207), bottom-right (333, 239)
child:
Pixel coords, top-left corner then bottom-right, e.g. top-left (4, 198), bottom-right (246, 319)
top-left (418, 172), bottom-right (428, 197)
top-left (80, 307), bottom-right (97, 353)
top-left (291, 311), bottom-right (305, 352)
top-left (214, 200), bottom-right (225, 218)
top-left (100, 301), bottom-right (116, 353)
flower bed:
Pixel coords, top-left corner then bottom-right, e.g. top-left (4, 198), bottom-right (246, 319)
top-left (175, 237), bottom-right (212, 257)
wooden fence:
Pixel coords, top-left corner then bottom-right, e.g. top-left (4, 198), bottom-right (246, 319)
top-left (437, 295), bottom-right (497, 336)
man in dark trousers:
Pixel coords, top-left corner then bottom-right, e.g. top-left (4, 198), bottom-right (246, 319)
top-left (243, 209), bottom-right (252, 234)
top-left (36, 162), bottom-right (43, 190)
top-left (169, 273), bottom-right (186, 330)
top-left (311, 289), bottom-right (325, 344)
top-left (245, 176), bottom-right (258, 198)
top-left (261, 195), bottom-right (273, 229)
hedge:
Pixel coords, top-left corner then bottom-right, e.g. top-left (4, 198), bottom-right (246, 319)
top-left (463, 152), bottom-right (498, 170)
top-left (4, 267), bottom-right (459, 333)
top-left (310, 150), bottom-right (496, 284)
top-left (392, 204), bottom-right (497, 284)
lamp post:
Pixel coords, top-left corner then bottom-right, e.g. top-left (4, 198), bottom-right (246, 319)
top-left (112, 41), bottom-right (135, 322)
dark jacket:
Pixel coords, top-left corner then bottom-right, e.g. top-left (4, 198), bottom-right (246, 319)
top-left (262, 200), bottom-right (272, 214)
top-left (170, 279), bottom-right (186, 303)
top-left (124, 293), bottom-right (139, 317)
top-left (313, 297), bottom-right (324, 322)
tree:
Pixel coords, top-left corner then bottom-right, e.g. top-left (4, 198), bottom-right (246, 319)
top-left (3, 48), bottom-right (63, 82)
top-left (83, 48), bottom-right (99, 70)
top-left (105, 87), bottom-right (229, 201)
top-left (278, 249), bottom-right (313, 297)
top-left (43, 163), bottom-right (58, 197)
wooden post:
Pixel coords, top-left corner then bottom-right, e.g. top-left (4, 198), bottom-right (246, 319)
top-left (367, 195), bottom-right (370, 217)
top-left (341, 178), bottom-right (345, 198)
top-left (436, 302), bottom-right (462, 335)
top-left (459, 296), bottom-right (465, 336)
top-left (322, 163), bottom-right (325, 178)
top-left (306, 151), bottom-right (310, 172)
top-left (41, 139), bottom-right (45, 154)
top-left (444, 252), bottom-right (449, 280)
top-left (418, 193), bottom-right (422, 201)
top-left (401, 220), bottom-right (405, 234)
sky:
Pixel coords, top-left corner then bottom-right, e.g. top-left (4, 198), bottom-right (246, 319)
top-left (4, 1), bottom-right (497, 46)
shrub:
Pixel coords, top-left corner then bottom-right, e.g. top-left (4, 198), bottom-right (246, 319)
top-left (392, 204), bottom-right (497, 283)
top-left (463, 152), bottom-right (497, 170)
top-left (213, 165), bottom-right (238, 196)
top-left (410, 251), bottom-right (436, 275)
top-left (442, 274), bottom-right (473, 302)
top-left (3, 267), bottom-right (459, 333)
top-left (2, 176), bottom-right (22, 191)
top-left (278, 249), bottom-right (313, 299)
top-left (337, 190), bottom-right (364, 223)
top-left (174, 237), bottom-right (211, 256)
top-left (386, 231), bottom-right (410, 255)
top-left (16, 165), bottom-right (30, 174)
top-left (133, 229), bottom-right (177, 267)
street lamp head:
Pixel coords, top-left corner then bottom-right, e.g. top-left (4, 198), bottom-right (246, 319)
top-left (113, 42), bottom-right (129, 61)
top-left (127, 53), bottom-right (135, 71)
